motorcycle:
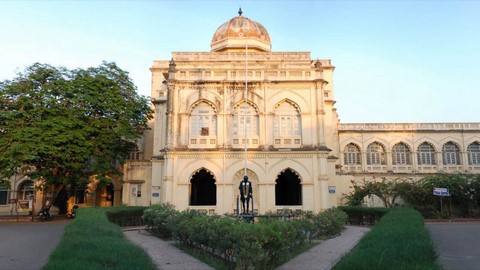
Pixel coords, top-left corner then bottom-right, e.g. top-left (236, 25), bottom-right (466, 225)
top-left (38, 202), bottom-right (52, 222)
top-left (67, 205), bottom-right (78, 219)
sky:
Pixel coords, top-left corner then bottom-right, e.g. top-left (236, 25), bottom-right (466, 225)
top-left (1, 0), bottom-right (479, 123)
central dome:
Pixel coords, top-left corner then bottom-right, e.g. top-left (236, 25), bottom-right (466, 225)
top-left (211, 10), bottom-right (271, 52)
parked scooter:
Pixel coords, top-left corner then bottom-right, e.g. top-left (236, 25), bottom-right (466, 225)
top-left (38, 201), bottom-right (52, 222)
top-left (67, 205), bottom-right (78, 219)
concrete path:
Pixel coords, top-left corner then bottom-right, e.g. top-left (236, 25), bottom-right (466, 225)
top-left (276, 226), bottom-right (370, 270)
top-left (0, 220), bottom-right (67, 270)
top-left (124, 226), bottom-right (370, 270)
top-left (427, 222), bottom-right (480, 270)
top-left (123, 229), bottom-right (213, 270)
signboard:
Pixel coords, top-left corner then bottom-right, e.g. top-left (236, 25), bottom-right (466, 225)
top-left (18, 200), bottom-right (31, 211)
top-left (328, 186), bottom-right (336, 194)
top-left (152, 193), bottom-right (160, 197)
top-left (433, 188), bottom-right (450, 197)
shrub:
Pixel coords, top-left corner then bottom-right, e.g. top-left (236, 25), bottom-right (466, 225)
top-left (142, 203), bottom-right (177, 237)
top-left (143, 205), bottom-right (347, 269)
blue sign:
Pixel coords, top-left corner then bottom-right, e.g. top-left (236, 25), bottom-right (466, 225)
top-left (433, 188), bottom-right (450, 197)
top-left (152, 193), bottom-right (160, 197)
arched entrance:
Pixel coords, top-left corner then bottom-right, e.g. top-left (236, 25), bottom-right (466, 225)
top-left (275, 169), bottom-right (302, 205)
top-left (190, 169), bottom-right (216, 206)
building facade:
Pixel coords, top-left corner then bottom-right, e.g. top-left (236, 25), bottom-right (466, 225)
top-left (2, 13), bottom-right (478, 216)
top-left (119, 12), bottom-right (480, 213)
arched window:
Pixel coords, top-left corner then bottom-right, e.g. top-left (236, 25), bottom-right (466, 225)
top-left (275, 169), bottom-right (302, 206)
top-left (467, 142), bottom-right (480, 165)
top-left (417, 143), bottom-right (436, 165)
top-left (190, 169), bottom-right (216, 206)
top-left (344, 143), bottom-right (361, 165)
top-left (17, 180), bottom-right (34, 200)
top-left (443, 142), bottom-right (461, 165)
top-left (392, 143), bottom-right (411, 165)
top-left (232, 102), bottom-right (259, 146)
top-left (189, 102), bottom-right (217, 146)
top-left (273, 101), bottom-right (301, 146)
top-left (366, 142), bottom-right (386, 165)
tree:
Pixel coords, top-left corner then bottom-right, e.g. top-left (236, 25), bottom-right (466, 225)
top-left (0, 62), bottom-right (152, 187)
top-left (343, 177), bottom-right (410, 208)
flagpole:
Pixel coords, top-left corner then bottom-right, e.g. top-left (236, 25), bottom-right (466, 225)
top-left (244, 42), bottom-right (248, 177)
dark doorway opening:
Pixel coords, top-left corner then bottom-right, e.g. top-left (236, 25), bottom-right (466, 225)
top-left (275, 169), bottom-right (302, 205)
top-left (190, 169), bottom-right (216, 206)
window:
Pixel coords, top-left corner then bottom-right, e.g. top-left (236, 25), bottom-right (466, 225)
top-left (17, 181), bottom-right (34, 200)
top-left (127, 143), bottom-right (143, 160)
top-left (443, 142), bottom-right (461, 165)
top-left (0, 183), bottom-right (9, 205)
top-left (273, 101), bottom-right (301, 145)
top-left (417, 143), bottom-right (436, 165)
top-left (366, 142), bottom-right (386, 165)
top-left (344, 143), bottom-right (361, 165)
top-left (189, 102), bottom-right (217, 145)
top-left (392, 143), bottom-right (411, 165)
top-left (467, 142), bottom-right (480, 165)
top-left (131, 184), bottom-right (142, 198)
top-left (232, 102), bottom-right (259, 139)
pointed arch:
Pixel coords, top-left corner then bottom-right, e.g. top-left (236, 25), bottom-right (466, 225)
top-left (344, 143), bottom-right (361, 165)
top-left (392, 142), bottom-right (411, 165)
top-left (417, 142), bottom-right (436, 165)
top-left (467, 141), bottom-right (480, 165)
top-left (273, 99), bottom-right (301, 147)
top-left (366, 142), bottom-right (386, 165)
top-left (275, 168), bottom-right (302, 206)
top-left (189, 168), bottom-right (216, 206)
top-left (442, 141), bottom-right (461, 165)
top-left (189, 100), bottom-right (217, 147)
top-left (231, 100), bottom-right (259, 146)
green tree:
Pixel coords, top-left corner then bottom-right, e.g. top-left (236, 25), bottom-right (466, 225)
top-left (343, 177), bottom-right (410, 208)
top-left (0, 62), bottom-right (152, 187)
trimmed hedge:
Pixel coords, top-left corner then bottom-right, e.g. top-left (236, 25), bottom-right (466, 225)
top-left (334, 207), bottom-right (441, 270)
top-left (43, 207), bottom-right (156, 270)
top-left (338, 206), bottom-right (390, 225)
top-left (142, 204), bottom-right (348, 269)
top-left (105, 206), bottom-right (147, 227)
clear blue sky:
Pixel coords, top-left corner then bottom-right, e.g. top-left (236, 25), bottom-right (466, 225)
top-left (1, 1), bottom-right (479, 123)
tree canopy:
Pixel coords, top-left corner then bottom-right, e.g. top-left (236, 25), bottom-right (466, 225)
top-left (0, 62), bottom-right (152, 186)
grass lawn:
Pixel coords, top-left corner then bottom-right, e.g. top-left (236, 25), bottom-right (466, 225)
top-left (334, 207), bottom-right (442, 270)
top-left (42, 207), bottom-right (156, 270)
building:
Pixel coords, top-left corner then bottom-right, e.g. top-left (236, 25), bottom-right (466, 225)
top-left (3, 11), bottom-right (479, 216)
top-left (119, 11), bottom-right (480, 213)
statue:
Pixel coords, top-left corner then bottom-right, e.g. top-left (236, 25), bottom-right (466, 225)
top-left (239, 176), bottom-right (253, 214)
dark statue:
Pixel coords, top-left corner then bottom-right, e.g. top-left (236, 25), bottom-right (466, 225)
top-left (239, 176), bottom-right (253, 214)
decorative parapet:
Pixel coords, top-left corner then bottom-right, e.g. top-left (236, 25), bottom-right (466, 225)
top-left (339, 122), bottom-right (480, 132)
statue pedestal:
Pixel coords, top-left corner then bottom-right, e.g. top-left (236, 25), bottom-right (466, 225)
top-left (238, 213), bottom-right (254, 223)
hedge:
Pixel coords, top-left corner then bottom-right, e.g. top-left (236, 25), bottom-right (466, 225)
top-left (142, 204), bottom-right (348, 269)
top-left (337, 206), bottom-right (390, 225)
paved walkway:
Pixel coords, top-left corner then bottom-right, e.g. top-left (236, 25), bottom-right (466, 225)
top-left (0, 220), bottom-right (68, 270)
top-left (426, 222), bottom-right (480, 270)
top-left (124, 226), bottom-right (370, 270)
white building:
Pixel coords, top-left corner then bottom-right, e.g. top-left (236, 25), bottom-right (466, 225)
top-left (116, 12), bottom-right (480, 213)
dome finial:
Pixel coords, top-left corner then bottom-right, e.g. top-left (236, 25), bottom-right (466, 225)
top-left (238, 7), bottom-right (243, 16)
